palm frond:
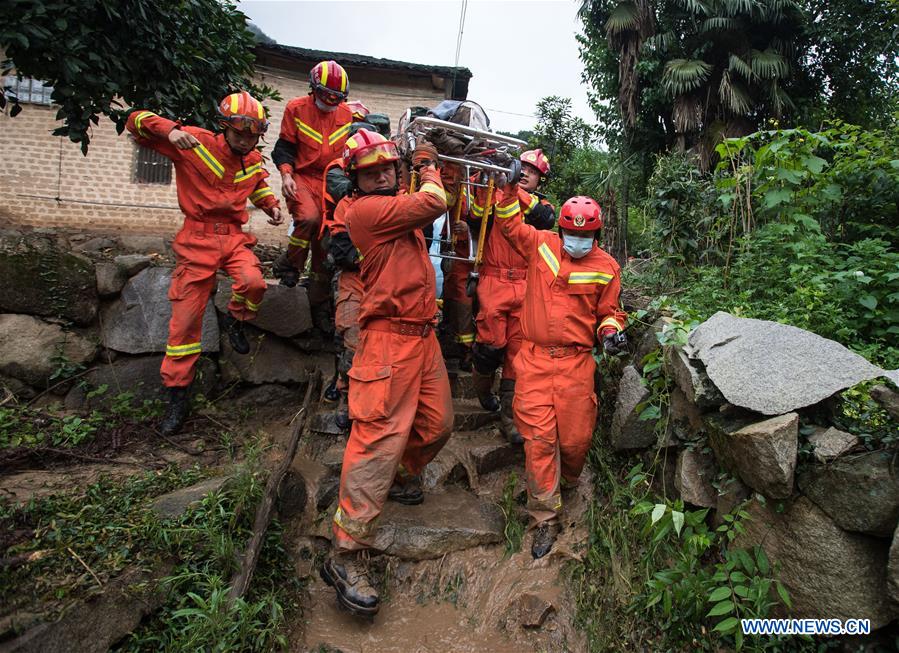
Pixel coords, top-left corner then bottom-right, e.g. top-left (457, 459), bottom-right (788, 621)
top-left (675, 0), bottom-right (710, 16)
top-left (605, 1), bottom-right (639, 35)
top-left (769, 80), bottom-right (796, 116)
top-left (701, 16), bottom-right (740, 31)
top-left (728, 53), bottom-right (754, 81)
top-left (719, 70), bottom-right (751, 115)
top-left (750, 48), bottom-right (789, 79)
top-left (718, 0), bottom-right (757, 17)
top-left (673, 95), bottom-right (703, 132)
top-left (643, 31), bottom-right (675, 52)
top-left (663, 58), bottom-right (712, 96)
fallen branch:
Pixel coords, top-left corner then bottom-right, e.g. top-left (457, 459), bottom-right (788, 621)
top-left (227, 371), bottom-right (321, 605)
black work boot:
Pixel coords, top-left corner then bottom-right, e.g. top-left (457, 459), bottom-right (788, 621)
top-left (531, 521), bottom-right (562, 560)
top-left (335, 392), bottom-right (351, 432)
top-left (388, 474), bottom-right (424, 505)
top-left (320, 551), bottom-right (380, 616)
top-left (272, 252), bottom-right (299, 288)
top-left (499, 378), bottom-right (523, 445)
top-left (222, 314), bottom-right (250, 355)
top-left (472, 369), bottom-right (500, 412)
top-left (324, 375), bottom-right (340, 403)
top-left (159, 386), bottom-right (190, 436)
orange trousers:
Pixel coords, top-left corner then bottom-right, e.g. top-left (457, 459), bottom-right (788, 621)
top-left (442, 253), bottom-right (475, 348)
top-left (474, 270), bottom-right (526, 380)
top-left (285, 172), bottom-right (326, 276)
top-left (512, 341), bottom-right (598, 525)
top-left (333, 327), bottom-right (453, 551)
top-left (334, 269), bottom-right (362, 392)
top-left (162, 224), bottom-right (264, 388)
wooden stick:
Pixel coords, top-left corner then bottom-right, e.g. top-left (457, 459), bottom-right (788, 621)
top-left (67, 546), bottom-right (103, 588)
top-left (227, 370), bottom-right (321, 604)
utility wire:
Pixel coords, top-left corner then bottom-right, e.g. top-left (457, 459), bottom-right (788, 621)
top-left (450, 0), bottom-right (469, 98)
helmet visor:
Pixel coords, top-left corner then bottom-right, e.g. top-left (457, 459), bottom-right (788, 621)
top-left (314, 86), bottom-right (346, 106)
top-left (354, 141), bottom-right (400, 170)
top-left (222, 114), bottom-right (269, 135)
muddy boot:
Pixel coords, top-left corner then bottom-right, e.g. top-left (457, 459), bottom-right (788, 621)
top-left (388, 474), bottom-right (424, 505)
top-left (159, 386), bottom-right (190, 436)
top-left (320, 551), bottom-right (380, 616)
top-left (531, 521), bottom-right (561, 560)
top-left (272, 252), bottom-right (299, 287)
top-left (221, 314), bottom-right (250, 355)
top-left (324, 375), bottom-right (340, 403)
top-left (472, 369), bottom-right (500, 412)
top-left (499, 378), bottom-right (523, 445)
top-left (335, 392), bottom-right (351, 433)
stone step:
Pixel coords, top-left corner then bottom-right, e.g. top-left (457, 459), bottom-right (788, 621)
top-left (452, 398), bottom-right (498, 432)
top-left (449, 371), bottom-right (478, 400)
top-left (422, 430), bottom-right (524, 491)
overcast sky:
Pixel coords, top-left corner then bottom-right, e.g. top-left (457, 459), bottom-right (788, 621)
top-left (238, 0), bottom-right (596, 134)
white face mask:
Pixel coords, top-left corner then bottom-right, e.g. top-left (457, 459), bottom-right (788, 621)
top-left (314, 97), bottom-right (338, 113)
top-left (562, 233), bottom-right (594, 259)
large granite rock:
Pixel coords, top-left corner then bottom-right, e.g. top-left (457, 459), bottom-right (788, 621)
top-left (706, 412), bottom-right (798, 499)
top-left (609, 365), bottom-right (657, 450)
top-left (675, 447), bottom-right (718, 508)
top-left (870, 384), bottom-right (899, 422)
top-left (95, 261), bottom-right (128, 298)
top-left (806, 426), bottom-right (858, 463)
top-left (0, 232), bottom-right (98, 325)
top-left (798, 451), bottom-right (899, 537)
top-left (218, 324), bottom-right (307, 385)
top-left (113, 254), bottom-right (152, 277)
top-left (371, 487), bottom-right (504, 560)
top-left (213, 278), bottom-right (312, 338)
top-left (688, 312), bottom-right (895, 415)
top-left (0, 314), bottom-right (97, 386)
top-left (737, 496), bottom-right (896, 628)
top-left (666, 345), bottom-right (724, 409)
top-left (101, 267), bottom-right (219, 354)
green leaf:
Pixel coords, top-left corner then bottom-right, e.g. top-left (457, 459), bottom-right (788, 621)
top-left (736, 549), bottom-right (756, 574)
top-left (713, 616), bottom-right (740, 633)
top-left (762, 188), bottom-right (792, 208)
top-left (708, 586), bottom-right (732, 602)
top-left (671, 510), bottom-right (684, 536)
top-left (707, 600), bottom-right (734, 617)
top-left (755, 547), bottom-right (770, 575)
top-left (800, 155), bottom-right (827, 174)
top-left (859, 295), bottom-right (877, 310)
top-left (651, 503), bottom-right (666, 525)
top-left (775, 581), bottom-right (793, 608)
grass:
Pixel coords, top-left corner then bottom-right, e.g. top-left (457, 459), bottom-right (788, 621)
top-left (499, 471), bottom-right (526, 557)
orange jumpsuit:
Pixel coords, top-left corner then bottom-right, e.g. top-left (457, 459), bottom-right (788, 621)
top-left (468, 184), bottom-right (555, 381)
top-left (277, 96), bottom-right (352, 282)
top-left (332, 167), bottom-right (453, 551)
top-left (126, 110), bottom-right (279, 388)
top-left (328, 190), bottom-right (363, 390)
top-left (438, 164), bottom-right (476, 357)
top-left (493, 192), bottom-right (626, 525)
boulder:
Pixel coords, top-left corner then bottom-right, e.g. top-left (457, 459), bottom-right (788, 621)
top-left (113, 254), bottom-right (152, 277)
top-left (706, 412), bottom-right (798, 499)
top-left (609, 365), bottom-right (657, 450)
top-left (371, 487), bottom-right (504, 560)
top-left (797, 451), bottom-right (899, 537)
top-left (213, 278), bottom-right (312, 338)
top-left (280, 455), bottom-right (339, 519)
top-left (101, 267), bottom-right (219, 354)
top-left (518, 593), bottom-right (555, 628)
top-left (66, 354), bottom-right (217, 409)
top-left (0, 233), bottom-right (98, 325)
top-left (665, 345), bottom-right (724, 409)
top-left (688, 312), bottom-right (894, 415)
top-left (95, 261), bottom-right (128, 298)
top-left (888, 524), bottom-right (899, 604)
top-left (806, 426), bottom-right (858, 463)
top-left (452, 400), bottom-right (499, 432)
top-left (0, 314), bottom-right (97, 387)
top-left (668, 387), bottom-right (704, 441)
top-left (675, 447), bottom-right (718, 508)
top-left (73, 236), bottom-right (117, 253)
top-left (117, 235), bottom-right (168, 254)
top-left (737, 496), bottom-right (895, 628)
top-left (870, 384), bottom-right (899, 422)
top-left (309, 410), bottom-right (347, 437)
top-left (152, 476), bottom-right (231, 519)
top-left (218, 324), bottom-right (308, 385)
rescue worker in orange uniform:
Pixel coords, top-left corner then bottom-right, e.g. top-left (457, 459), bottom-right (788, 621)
top-left (320, 131), bottom-right (452, 616)
top-left (125, 92), bottom-right (284, 436)
top-left (272, 60), bottom-right (353, 331)
top-left (467, 149), bottom-right (555, 444)
top-left (493, 193), bottom-right (627, 558)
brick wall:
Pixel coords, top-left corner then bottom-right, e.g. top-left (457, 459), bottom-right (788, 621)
top-left (0, 65), bottom-right (446, 244)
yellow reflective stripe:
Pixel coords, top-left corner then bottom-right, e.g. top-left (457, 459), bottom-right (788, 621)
top-left (522, 193), bottom-right (539, 215)
top-left (470, 201), bottom-right (486, 218)
top-left (455, 333), bottom-right (476, 344)
top-left (568, 271), bottom-right (613, 285)
top-left (495, 201), bottom-right (520, 220)
top-left (166, 342), bottom-right (202, 357)
top-left (193, 143), bottom-right (224, 178)
top-left (249, 187), bottom-right (274, 203)
top-left (599, 317), bottom-right (624, 331)
top-left (328, 122), bottom-right (351, 146)
top-left (538, 242), bottom-right (560, 277)
top-left (320, 63), bottom-right (329, 87)
top-left (245, 298), bottom-right (261, 311)
top-left (231, 293), bottom-right (246, 304)
top-left (294, 118), bottom-right (323, 144)
top-left (230, 94), bottom-right (239, 113)
top-left (234, 162), bottom-right (263, 183)
top-left (134, 111), bottom-right (155, 137)
top-left (288, 235), bottom-right (310, 248)
top-left (419, 181), bottom-right (446, 203)
top-left (256, 98), bottom-right (264, 119)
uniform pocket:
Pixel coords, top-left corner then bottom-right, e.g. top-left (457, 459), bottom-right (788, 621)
top-left (347, 365), bottom-right (393, 422)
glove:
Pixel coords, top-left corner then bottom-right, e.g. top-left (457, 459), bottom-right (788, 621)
top-left (602, 329), bottom-right (628, 356)
top-left (328, 232), bottom-right (360, 271)
top-left (412, 141), bottom-right (439, 170)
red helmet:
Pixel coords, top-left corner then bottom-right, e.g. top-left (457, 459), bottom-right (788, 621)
top-left (347, 100), bottom-right (370, 121)
top-left (217, 91), bottom-right (268, 134)
top-left (558, 196), bottom-right (602, 231)
top-left (343, 130), bottom-right (399, 173)
top-left (310, 60), bottom-right (349, 106)
top-left (520, 149), bottom-right (550, 177)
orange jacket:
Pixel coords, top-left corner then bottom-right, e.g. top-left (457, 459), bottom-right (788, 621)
top-left (466, 183), bottom-right (555, 271)
top-left (493, 192), bottom-right (626, 347)
top-left (277, 96), bottom-right (353, 178)
top-left (125, 110), bottom-right (278, 223)
top-left (344, 166), bottom-right (447, 326)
